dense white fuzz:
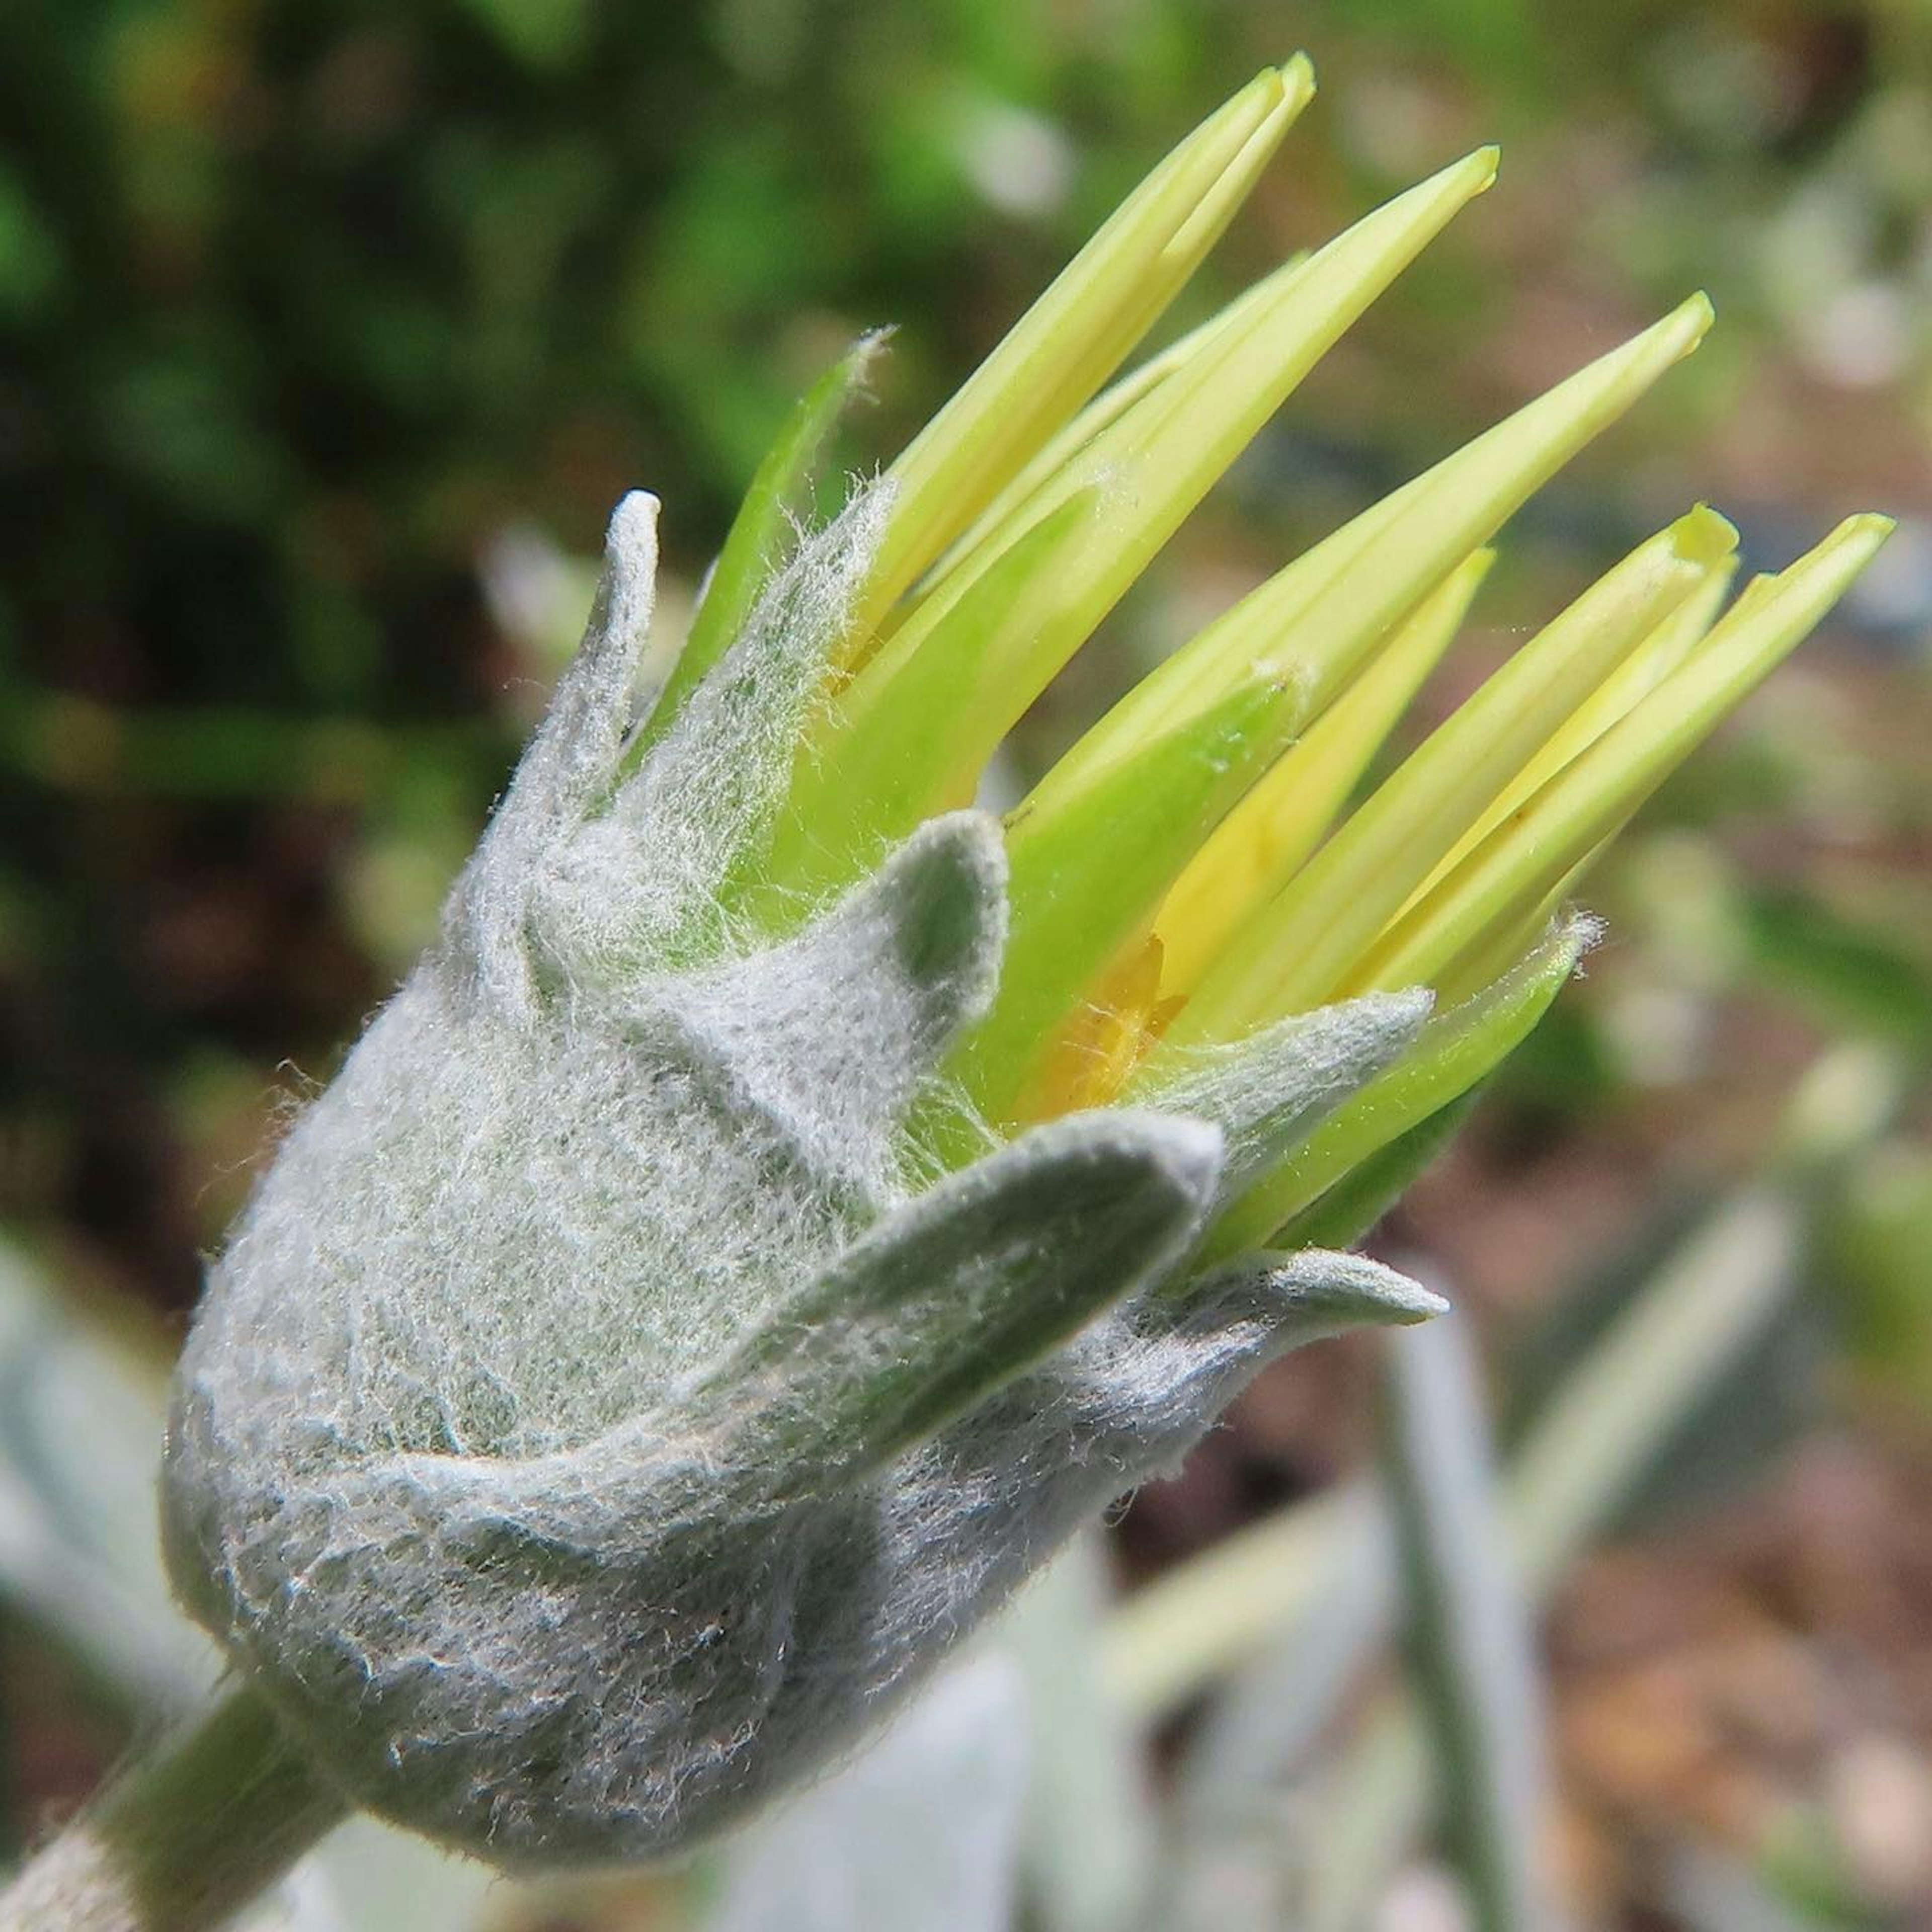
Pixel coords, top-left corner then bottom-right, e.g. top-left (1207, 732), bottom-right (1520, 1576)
top-left (161, 489), bottom-right (1435, 1871)
top-left (1134, 988), bottom-right (1435, 1201)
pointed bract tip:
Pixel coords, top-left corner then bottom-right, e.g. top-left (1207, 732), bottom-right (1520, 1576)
top-left (1471, 143), bottom-right (1502, 191)
top-left (1080, 1106), bottom-right (1226, 1203)
top-left (1279, 52), bottom-right (1317, 100)
top-left (1244, 1249), bottom-right (1451, 1328)
top-left (608, 490), bottom-right (662, 543)
top-left (1386, 1278), bottom-right (1453, 1324)
top-left (1559, 908), bottom-right (1608, 966)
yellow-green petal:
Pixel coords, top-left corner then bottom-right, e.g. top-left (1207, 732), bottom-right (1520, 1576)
top-left (851, 60), bottom-right (1314, 637)
top-left (1205, 915), bottom-right (1597, 1255)
top-left (1156, 547), bottom-right (1493, 999)
top-left (922, 249), bottom-right (1312, 596)
top-left (1349, 513), bottom-right (1893, 996)
top-left (1173, 506), bottom-right (1736, 1040)
top-left (952, 671), bottom-right (1308, 1126)
top-left (1066, 295), bottom-right (1716, 792)
top-left (919, 147), bottom-right (1499, 773)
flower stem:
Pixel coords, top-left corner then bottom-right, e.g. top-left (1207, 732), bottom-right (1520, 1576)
top-left (1, 1683), bottom-right (347, 1932)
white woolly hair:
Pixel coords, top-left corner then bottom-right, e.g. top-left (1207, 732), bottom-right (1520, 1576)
top-left (162, 487), bottom-right (1443, 1870)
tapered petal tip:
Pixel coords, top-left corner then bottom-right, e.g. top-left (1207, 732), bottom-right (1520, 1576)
top-left (1672, 502), bottom-right (1740, 565)
top-left (1667, 290), bottom-right (1717, 354)
top-left (1277, 52), bottom-right (1317, 102)
top-left (1835, 511), bottom-right (1898, 555)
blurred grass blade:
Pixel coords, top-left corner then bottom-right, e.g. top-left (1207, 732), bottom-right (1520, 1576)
top-left (1100, 1487), bottom-right (1369, 1725)
top-left (1205, 915), bottom-right (1595, 1256)
top-left (1299, 1044), bottom-right (1900, 1932)
top-left (1000, 1535), bottom-right (1154, 1932)
top-left (0, 1240), bottom-right (213, 1709)
top-left (1176, 1496), bottom-right (1395, 1805)
top-left (1158, 550), bottom-right (1492, 999)
top-left (1663, 1844), bottom-right (1838, 1932)
top-left (1382, 1311), bottom-right (1553, 1932)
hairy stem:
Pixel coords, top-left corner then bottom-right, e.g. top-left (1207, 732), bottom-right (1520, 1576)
top-left (1, 1683), bottom-right (348, 1932)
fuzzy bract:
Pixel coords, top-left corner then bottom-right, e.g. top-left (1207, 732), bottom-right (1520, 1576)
top-left (160, 491), bottom-right (1438, 1867)
top-left (159, 56), bottom-right (1891, 1871)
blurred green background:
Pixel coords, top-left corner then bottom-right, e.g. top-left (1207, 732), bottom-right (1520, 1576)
top-left (3, 3), bottom-right (1930, 1929)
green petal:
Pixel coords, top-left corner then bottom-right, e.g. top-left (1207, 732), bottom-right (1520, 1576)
top-left (642, 335), bottom-right (884, 751)
top-left (1206, 915), bottom-right (1596, 1254)
top-left (762, 488), bottom-right (1104, 900)
top-left (1172, 506), bottom-right (1734, 1040)
top-left (1354, 513), bottom-right (1893, 996)
top-left (852, 61), bottom-right (1314, 635)
top-left (954, 670), bottom-right (1308, 1126)
top-left (1130, 988), bottom-right (1432, 1202)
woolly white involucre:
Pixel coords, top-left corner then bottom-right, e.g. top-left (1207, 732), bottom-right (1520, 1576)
top-left (161, 489), bottom-right (1442, 1869)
